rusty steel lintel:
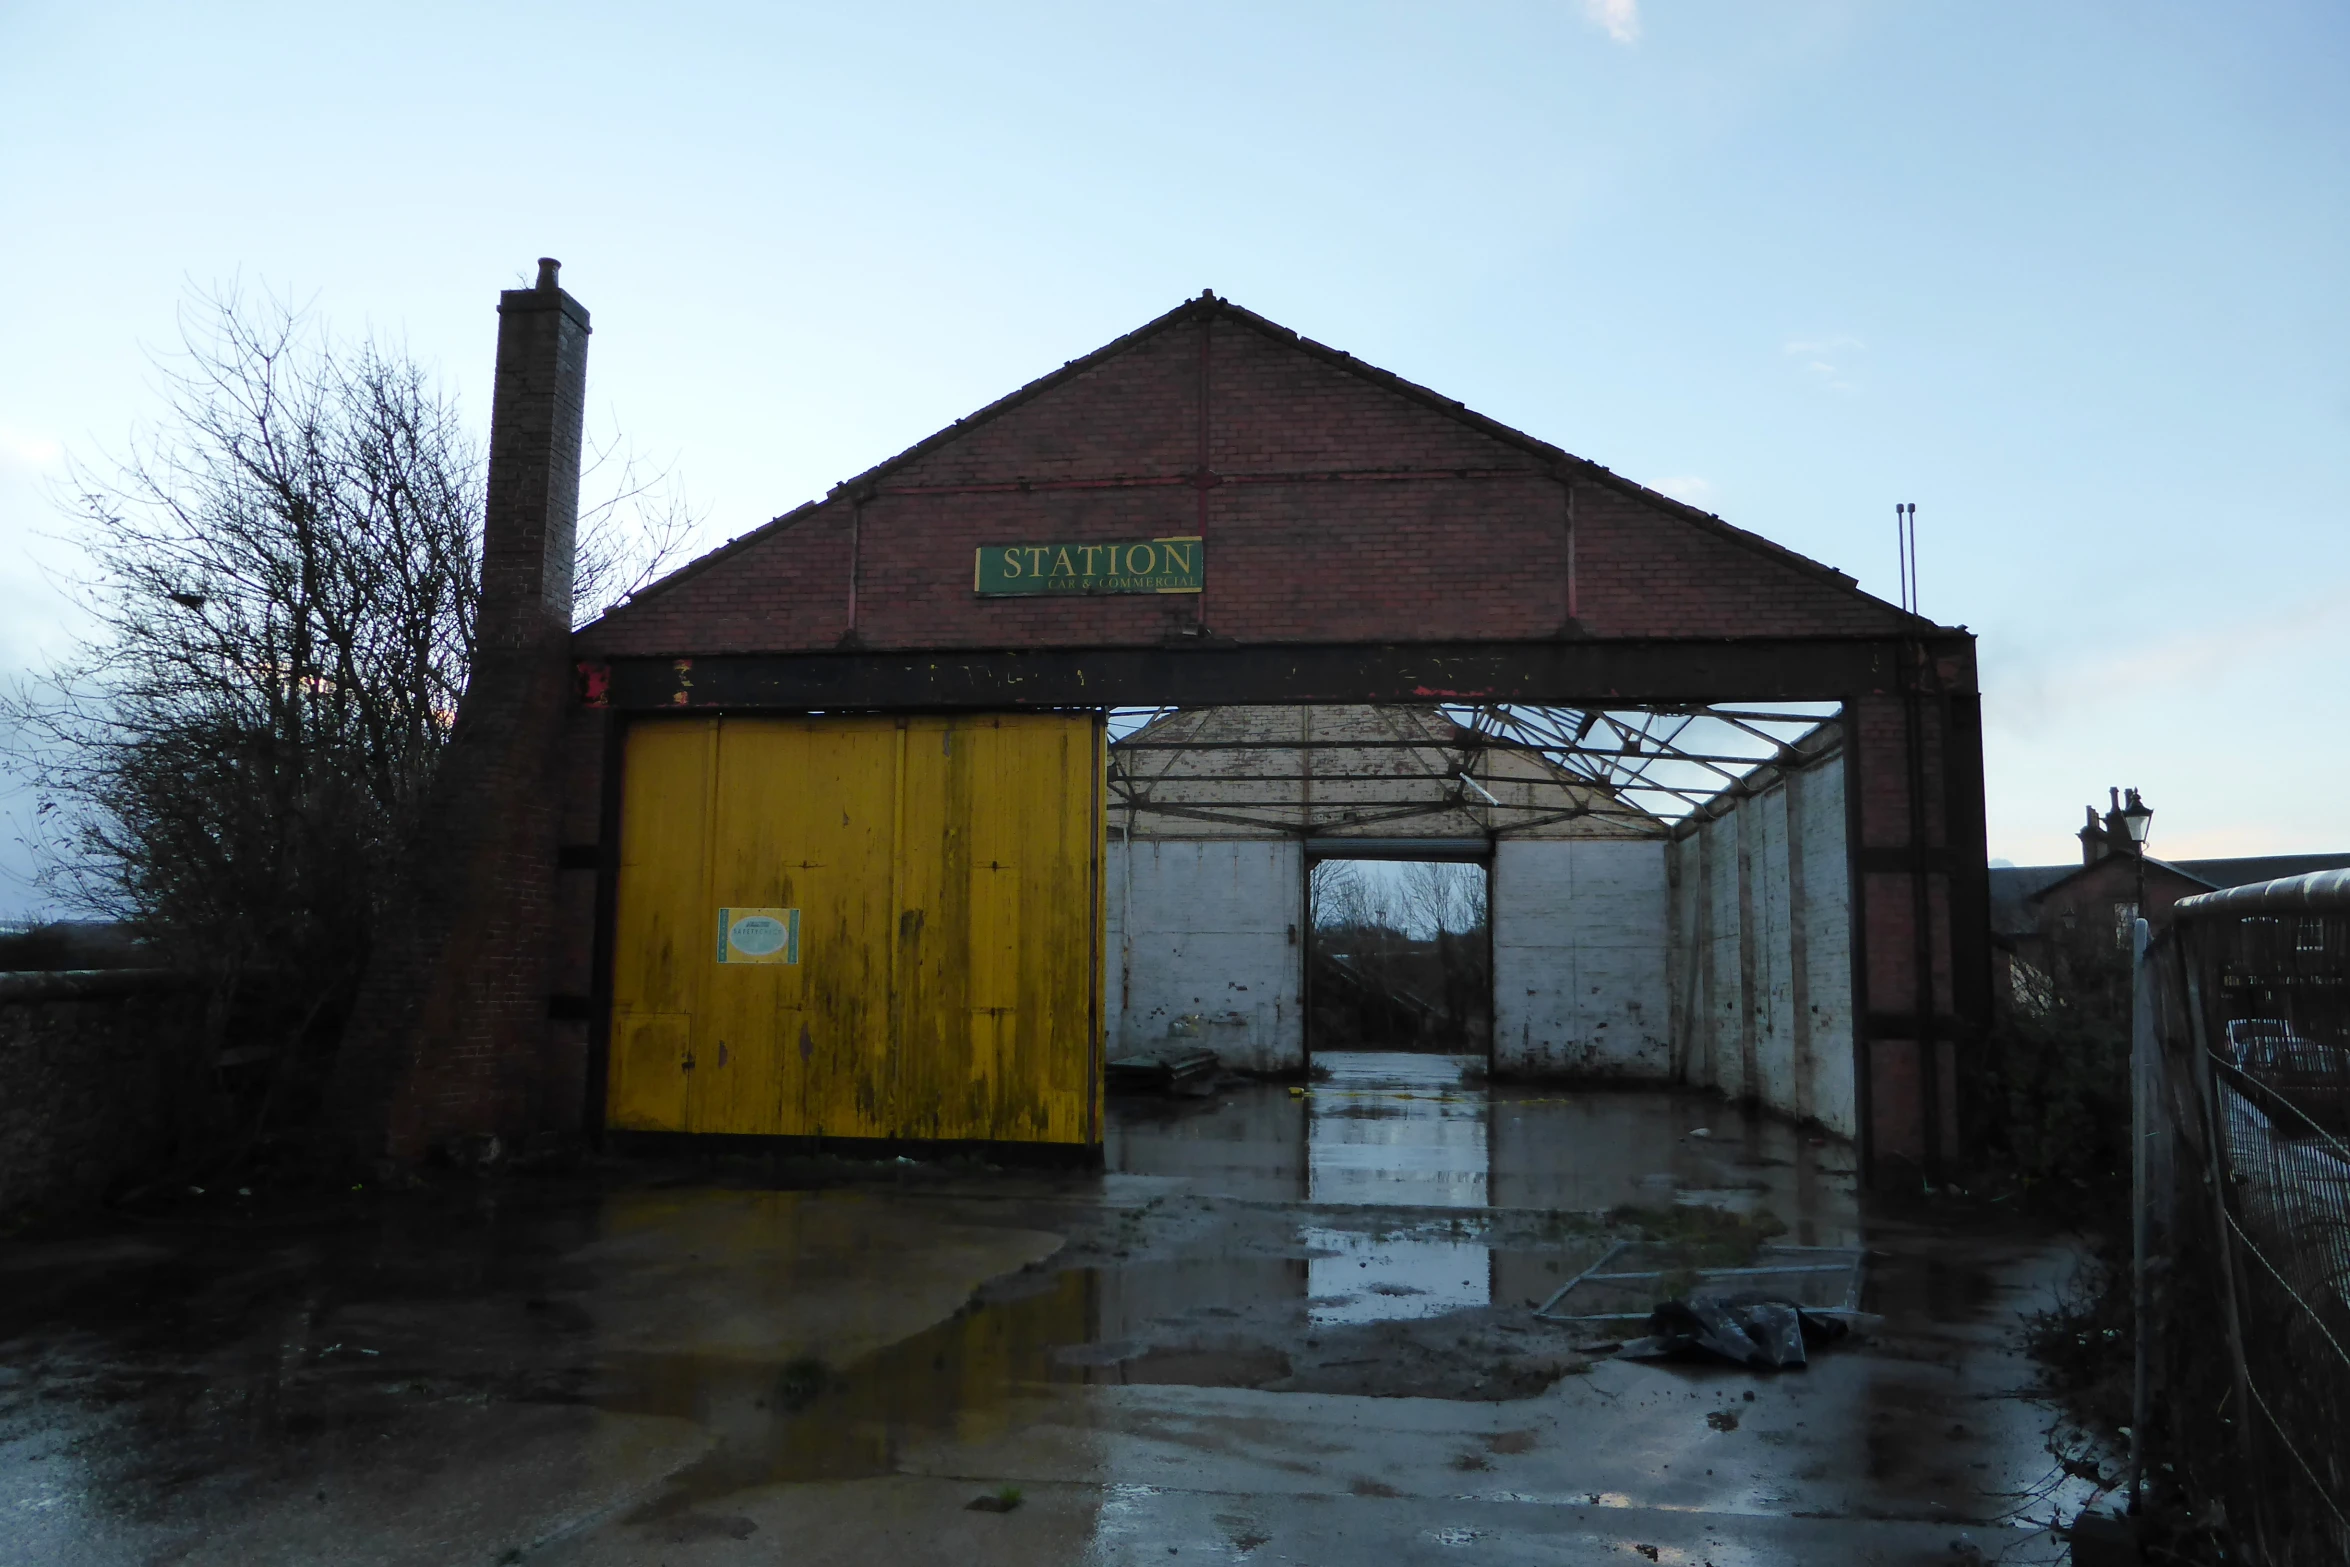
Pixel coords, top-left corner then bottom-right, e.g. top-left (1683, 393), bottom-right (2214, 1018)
top-left (1114, 739), bottom-right (1816, 765)
top-left (593, 638), bottom-right (1962, 713)
top-left (1112, 771), bottom-right (1603, 789)
top-left (1116, 794), bottom-right (1612, 812)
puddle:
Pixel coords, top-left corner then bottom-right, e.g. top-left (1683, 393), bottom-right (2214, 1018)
top-left (598, 1270), bottom-right (1101, 1505)
top-left (0, 1063), bottom-right (2093, 1563)
top-left (1308, 1054), bottom-right (1492, 1208)
top-left (591, 1058), bottom-right (1867, 1506)
top-left (1110, 1050), bottom-right (1861, 1245)
top-left (1304, 1226), bottom-right (1492, 1323)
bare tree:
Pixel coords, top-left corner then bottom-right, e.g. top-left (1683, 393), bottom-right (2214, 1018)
top-left (1400, 861), bottom-right (1486, 938)
top-left (574, 431), bottom-right (700, 625)
top-left (1309, 858), bottom-right (1367, 932)
top-left (2, 285), bottom-right (691, 1149)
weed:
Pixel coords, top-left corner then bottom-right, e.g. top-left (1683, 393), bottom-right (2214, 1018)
top-left (1608, 1204), bottom-right (1787, 1270)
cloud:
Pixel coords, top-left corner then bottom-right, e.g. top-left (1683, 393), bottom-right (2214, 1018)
top-left (0, 426), bottom-right (62, 471)
top-left (1782, 334), bottom-right (1865, 392)
top-left (1580, 0), bottom-right (1640, 45)
top-left (2003, 592), bottom-right (2348, 720)
top-left (1653, 475), bottom-right (1713, 506)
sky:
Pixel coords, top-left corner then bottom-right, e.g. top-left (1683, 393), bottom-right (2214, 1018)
top-left (3, 0), bottom-right (2346, 915)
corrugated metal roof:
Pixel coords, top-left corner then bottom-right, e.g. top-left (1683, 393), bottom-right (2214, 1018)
top-left (2172, 852), bottom-right (2350, 888)
top-left (2173, 869), bottom-right (2350, 920)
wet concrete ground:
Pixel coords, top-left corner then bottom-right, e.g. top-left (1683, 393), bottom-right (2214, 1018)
top-left (0, 1053), bottom-right (2108, 1564)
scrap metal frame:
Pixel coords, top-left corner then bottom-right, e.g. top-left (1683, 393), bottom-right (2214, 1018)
top-left (1530, 1239), bottom-right (1868, 1324)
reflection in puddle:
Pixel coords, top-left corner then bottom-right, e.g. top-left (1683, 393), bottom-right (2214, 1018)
top-left (1304, 1226), bottom-right (1491, 1323)
top-left (1110, 1049), bottom-right (1862, 1326)
top-left (1300, 1056), bottom-right (1494, 1321)
top-left (1308, 1053), bottom-right (1490, 1209)
top-left (598, 1270), bottom-right (1099, 1504)
top-left (601, 1058), bottom-right (1866, 1512)
top-left (1110, 1050), bottom-right (1861, 1247)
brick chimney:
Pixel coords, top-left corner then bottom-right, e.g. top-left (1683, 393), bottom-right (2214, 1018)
top-left (479, 258), bottom-right (589, 650)
top-left (2078, 805), bottom-right (2108, 866)
top-left (326, 261), bottom-right (591, 1165)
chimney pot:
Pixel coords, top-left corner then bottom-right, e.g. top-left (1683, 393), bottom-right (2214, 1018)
top-left (536, 257), bottom-right (561, 291)
top-left (2079, 804), bottom-right (2108, 865)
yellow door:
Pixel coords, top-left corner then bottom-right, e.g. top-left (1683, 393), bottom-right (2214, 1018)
top-left (607, 713), bottom-right (1104, 1145)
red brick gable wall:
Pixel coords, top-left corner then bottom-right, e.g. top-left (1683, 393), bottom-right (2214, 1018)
top-left (2032, 857), bottom-right (2210, 932)
top-left (576, 302), bottom-right (1911, 659)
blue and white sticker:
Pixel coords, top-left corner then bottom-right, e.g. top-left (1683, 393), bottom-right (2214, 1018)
top-left (716, 907), bottom-right (800, 965)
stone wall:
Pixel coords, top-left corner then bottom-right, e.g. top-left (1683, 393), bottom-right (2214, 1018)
top-left (0, 969), bottom-right (204, 1225)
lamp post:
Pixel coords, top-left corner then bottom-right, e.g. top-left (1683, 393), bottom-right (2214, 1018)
top-left (2115, 784), bottom-right (2152, 1516)
top-left (2117, 786), bottom-right (2153, 922)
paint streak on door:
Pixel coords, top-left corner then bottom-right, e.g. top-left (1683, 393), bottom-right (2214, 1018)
top-left (607, 713), bottom-right (1103, 1145)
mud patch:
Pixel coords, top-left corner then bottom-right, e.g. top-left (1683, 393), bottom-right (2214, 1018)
top-left (1267, 1312), bottom-right (1590, 1400)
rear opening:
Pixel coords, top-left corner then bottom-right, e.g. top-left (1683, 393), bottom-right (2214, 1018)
top-left (1306, 857), bottom-right (1491, 1061)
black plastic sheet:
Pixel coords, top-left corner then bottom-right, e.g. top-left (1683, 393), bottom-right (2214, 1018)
top-left (1616, 1295), bottom-right (1850, 1370)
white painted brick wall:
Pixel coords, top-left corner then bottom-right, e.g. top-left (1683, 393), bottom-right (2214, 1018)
top-left (1665, 753), bottom-right (1855, 1138)
top-left (1792, 759), bottom-right (1855, 1136)
top-left (1754, 785), bottom-right (1796, 1115)
top-left (1106, 839), bottom-right (1305, 1072)
top-left (1707, 811), bottom-right (1744, 1097)
top-left (1492, 839), bottom-right (1670, 1078)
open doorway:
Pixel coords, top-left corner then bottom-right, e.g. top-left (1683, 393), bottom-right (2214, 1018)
top-left (1306, 858), bottom-right (1491, 1059)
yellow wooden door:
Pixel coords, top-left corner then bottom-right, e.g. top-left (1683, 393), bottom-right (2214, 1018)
top-left (606, 713), bottom-right (1103, 1145)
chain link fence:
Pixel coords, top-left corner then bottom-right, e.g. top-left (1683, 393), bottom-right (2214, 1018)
top-left (2144, 871), bottom-right (2350, 1562)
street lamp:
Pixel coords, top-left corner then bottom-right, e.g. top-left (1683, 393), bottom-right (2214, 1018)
top-left (2117, 787), bottom-right (2153, 853)
top-left (2110, 786), bottom-right (2154, 929)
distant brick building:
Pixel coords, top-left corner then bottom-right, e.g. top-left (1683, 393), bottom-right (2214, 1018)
top-left (1989, 796), bottom-right (2350, 1016)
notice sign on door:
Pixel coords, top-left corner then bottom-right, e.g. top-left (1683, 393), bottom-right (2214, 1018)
top-left (716, 907), bottom-right (800, 965)
top-left (973, 536), bottom-right (1203, 596)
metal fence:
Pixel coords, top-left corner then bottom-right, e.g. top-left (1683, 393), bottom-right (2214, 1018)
top-left (2141, 870), bottom-right (2350, 1562)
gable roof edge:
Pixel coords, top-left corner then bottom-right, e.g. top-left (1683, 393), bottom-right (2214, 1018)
top-left (1203, 299), bottom-right (1923, 622)
top-left (579, 296), bottom-right (1217, 631)
top-left (2023, 856), bottom-right (2222, 906)
top-left (584, 292), bottom-right (1948, 635)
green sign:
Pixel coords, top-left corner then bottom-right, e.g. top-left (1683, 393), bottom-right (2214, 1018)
top-left (973, 536), bottom-right (1203, 596)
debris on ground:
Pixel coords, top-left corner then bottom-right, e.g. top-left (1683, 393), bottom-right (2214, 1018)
top-left (967, 1485), bottom-right (1024, 1513)
top-left (1615, 1295), bottom-right (1853, 1370)
top-left (1106, 1047), bottom-right (1220, 1096)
